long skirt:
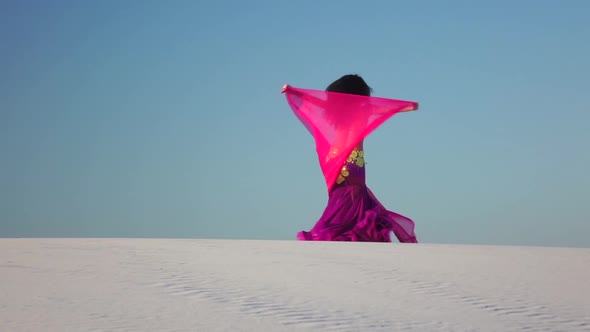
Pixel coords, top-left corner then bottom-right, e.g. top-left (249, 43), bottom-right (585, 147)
top-left (297, 184), bottom-right (418, 243)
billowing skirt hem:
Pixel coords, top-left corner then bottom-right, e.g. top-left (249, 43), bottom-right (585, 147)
top-left (297, 184), bottom-right (417, 243)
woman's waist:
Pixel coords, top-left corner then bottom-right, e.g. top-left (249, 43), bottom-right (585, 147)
top-left (334, 165), bottom-right (366, 187)
top-left (334, 176), bottom-right (365, 186)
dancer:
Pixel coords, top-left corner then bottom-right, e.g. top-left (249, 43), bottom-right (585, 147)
top-left (282, 74), bottom-right (418, 243)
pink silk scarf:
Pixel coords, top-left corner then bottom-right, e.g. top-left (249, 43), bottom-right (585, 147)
top-left (282, 84), bottom-right (418, 192)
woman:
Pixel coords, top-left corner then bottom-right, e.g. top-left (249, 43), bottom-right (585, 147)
top-left (283, 74), bottom-right (418, 243)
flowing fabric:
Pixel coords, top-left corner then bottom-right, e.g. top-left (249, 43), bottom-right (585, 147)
top-left (282, 84), bottom-right (419, 243)
top-left (282, 85), bottom-right (418, 192)
top-left (296, 184), bottom-right (418, 243)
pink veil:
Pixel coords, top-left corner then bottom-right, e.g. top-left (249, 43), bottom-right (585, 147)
top-left (282, 84), bottom-right (418, 192)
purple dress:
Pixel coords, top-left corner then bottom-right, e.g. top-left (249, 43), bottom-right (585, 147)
top-left (297, 148), bottom-right (418, 243)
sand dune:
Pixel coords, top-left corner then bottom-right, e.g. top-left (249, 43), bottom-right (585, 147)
top-left (1, 239), bottom-right (589, 331)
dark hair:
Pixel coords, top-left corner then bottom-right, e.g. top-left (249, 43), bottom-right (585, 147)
top-left (326, 74), bottom-right (372, 96)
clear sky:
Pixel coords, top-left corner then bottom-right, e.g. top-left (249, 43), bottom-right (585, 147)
top-left (1, 0), bottom-right (589, 247)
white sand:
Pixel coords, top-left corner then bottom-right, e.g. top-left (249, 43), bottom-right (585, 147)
top-left (1, 239), bottom-right (589, 331)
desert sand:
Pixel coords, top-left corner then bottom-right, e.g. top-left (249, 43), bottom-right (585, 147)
top-left (1, 239), bottom-right (589, 331)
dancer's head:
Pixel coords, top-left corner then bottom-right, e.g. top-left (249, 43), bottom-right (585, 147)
top-left (326, 74), bottom-right (372, 97)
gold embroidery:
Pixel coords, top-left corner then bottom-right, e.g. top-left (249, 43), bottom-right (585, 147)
top-left (345, 149), bottom-right (364, 167)
top-left (356, 150), bottom-right (364, 167)
top-left (341, 166), bottom-right (350, 177)
top-left (336, 149), bottom-right (364, 184)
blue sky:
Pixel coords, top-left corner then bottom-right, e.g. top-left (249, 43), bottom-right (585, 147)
top-left (1, 0), bottom-right (589, 247)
